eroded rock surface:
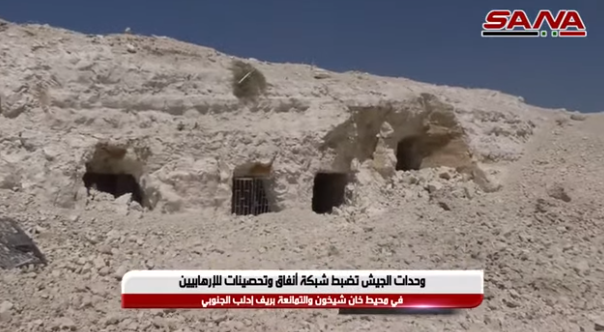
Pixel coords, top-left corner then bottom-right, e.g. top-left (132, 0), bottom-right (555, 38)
top-left (0, 18), bottom-right (603, 332)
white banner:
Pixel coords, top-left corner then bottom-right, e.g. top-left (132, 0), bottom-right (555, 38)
top-left (122, 270), bottom-right (483, 294)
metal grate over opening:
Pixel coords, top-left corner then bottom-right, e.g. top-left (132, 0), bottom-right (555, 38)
top-left (231, 177), bottom-right (270, 216)
top-left (0, 217), bottom-right (47, 269)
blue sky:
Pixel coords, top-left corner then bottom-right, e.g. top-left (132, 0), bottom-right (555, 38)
top-left (2, 0), bottom-right (602, 112)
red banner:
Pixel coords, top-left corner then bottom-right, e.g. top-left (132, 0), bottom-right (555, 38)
top-left (122, 293), bottom-right (482, 309)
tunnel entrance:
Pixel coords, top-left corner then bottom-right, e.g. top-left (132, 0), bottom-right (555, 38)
top-left (82, 169), bottom-right (144, 205)
top-left (395, 136), bottom-right (423, 171)
top-left (312, 172), bottom-right (348, 214)
top-left (231, 176), bottom-right (271, 215)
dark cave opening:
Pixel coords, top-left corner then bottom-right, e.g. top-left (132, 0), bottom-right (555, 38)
top-left (395, 136), bottom-right (423, 171)
top-left (312, 172), bottom-right (348, 214)
top-left (82, 170), bottom-right (144, 205)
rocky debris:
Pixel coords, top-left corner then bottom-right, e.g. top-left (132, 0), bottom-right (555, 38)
top-left (313, 69), bottom-right (331, 79)
top-left (425, 181), bottom-right (443, 194)
top-left (472, 167), bottom-right (503, 193)
top-left (556, 115), bottom-right (570, 126)
top-left (436, 200), bottom-right (451, 211)
top-left (51, 317), bottom-right (76, 331)
top-left (535, 198), bottom-right (554, 213)
top-left (0, 300), bottom-right (13, 321)
top-left (114, 194), bottom-right (132, 216)
top-left (114, 264), bottom-right (130, 281)
top-left (546, 183), bottom-right (572, 202)
top-left (570, 112), bottom-right (587, 121)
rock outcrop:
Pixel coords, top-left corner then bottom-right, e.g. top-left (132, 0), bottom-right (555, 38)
top-left (0, 21), bottom-right (552, 213)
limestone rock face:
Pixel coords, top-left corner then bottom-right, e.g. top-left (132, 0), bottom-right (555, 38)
top-left (0, 19), bottom-right (551, 213)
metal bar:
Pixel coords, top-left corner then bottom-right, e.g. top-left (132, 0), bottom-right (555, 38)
top-left (232, 177), bottom-right (271, 216)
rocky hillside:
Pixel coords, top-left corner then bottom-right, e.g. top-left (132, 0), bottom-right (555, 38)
top-left (0, 18), bottom-right (603, 332)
